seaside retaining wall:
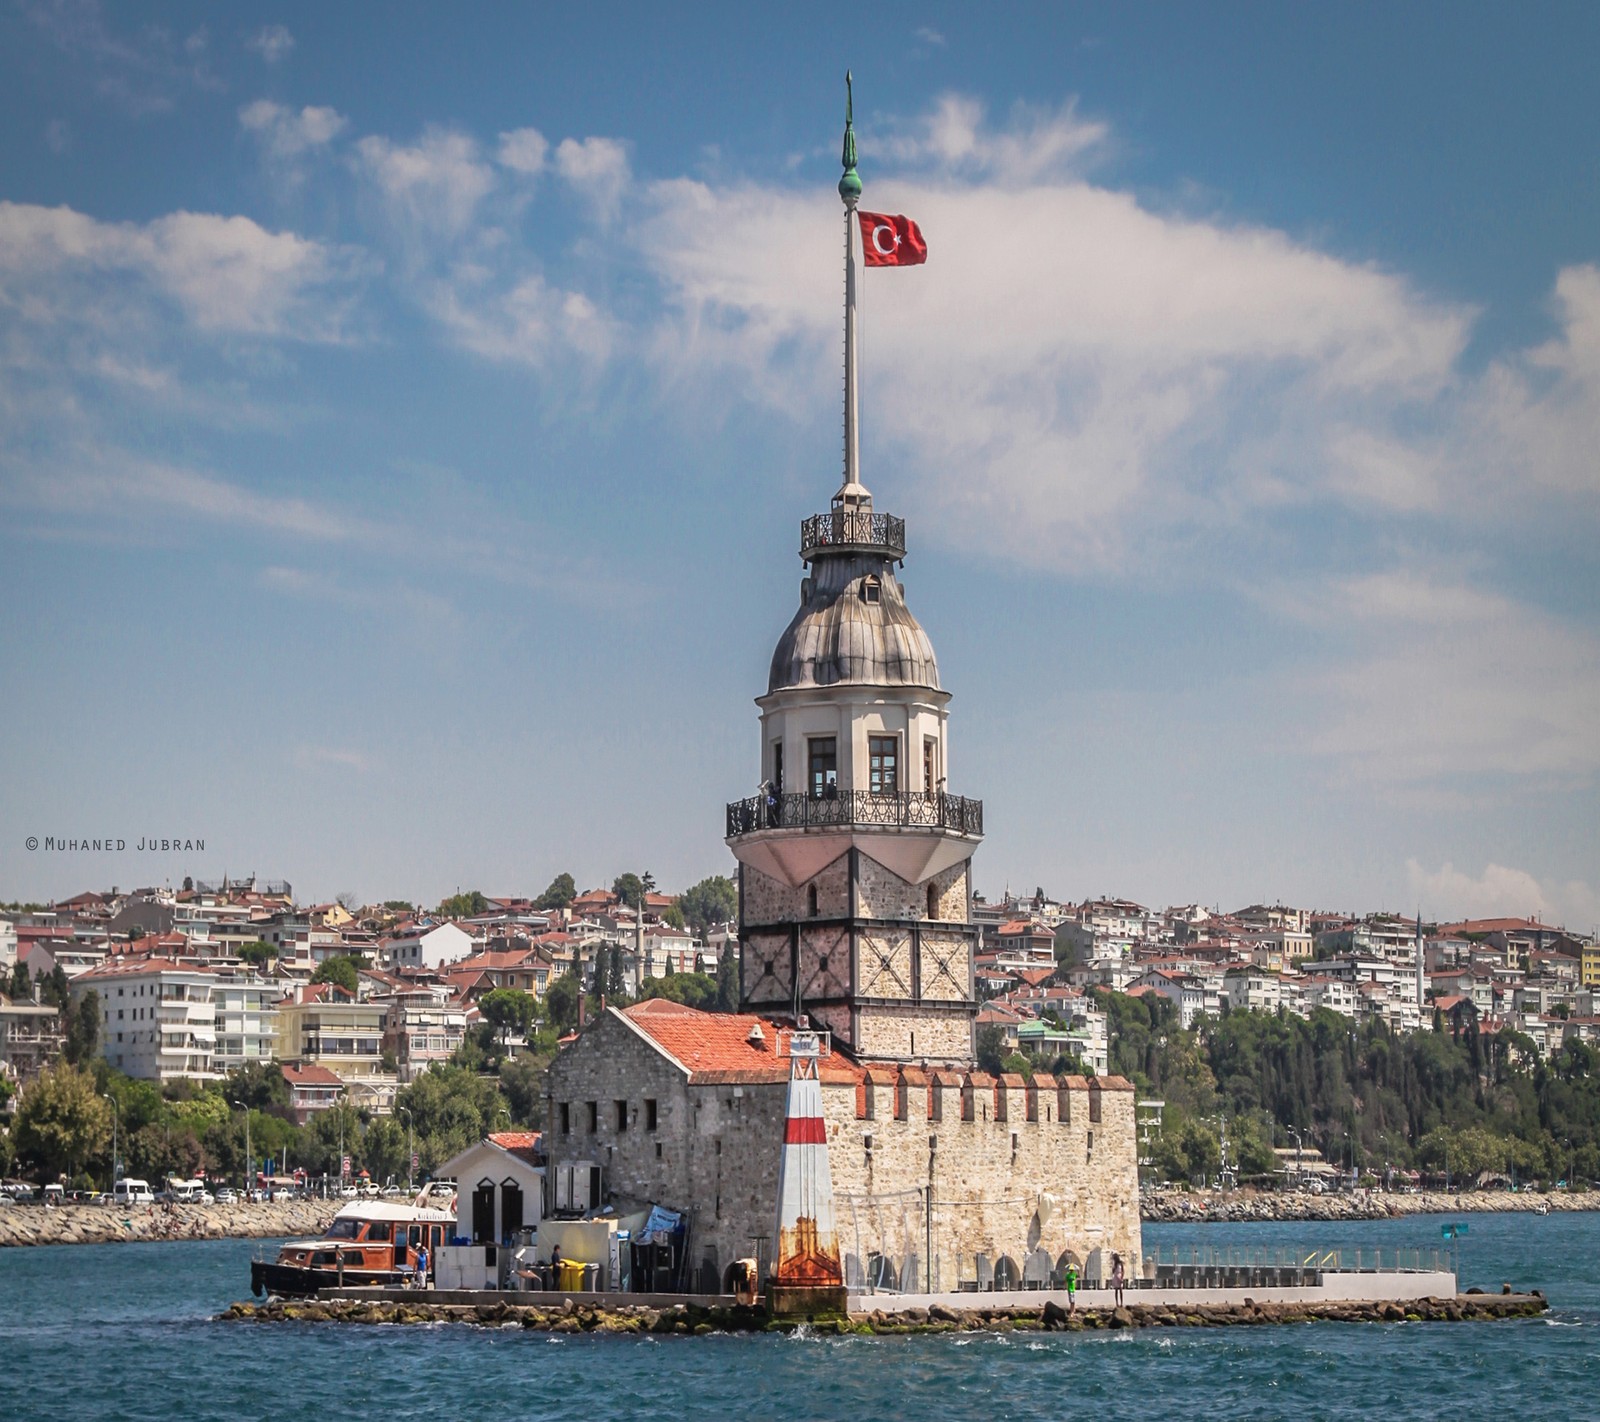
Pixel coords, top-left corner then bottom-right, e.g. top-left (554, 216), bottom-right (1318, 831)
top-left (0, 1199), bottom-right (338, 1248)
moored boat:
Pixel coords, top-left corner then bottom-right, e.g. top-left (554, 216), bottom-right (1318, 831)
top-left (250, 1186), bottom-right (456, 1298)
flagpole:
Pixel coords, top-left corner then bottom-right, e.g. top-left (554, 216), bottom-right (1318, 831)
top-left (840, 71), bottom-right (862, 489)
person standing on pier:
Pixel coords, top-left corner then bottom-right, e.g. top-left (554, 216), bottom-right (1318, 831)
top-left (1111, 1253), bottom-right (1126, 1308)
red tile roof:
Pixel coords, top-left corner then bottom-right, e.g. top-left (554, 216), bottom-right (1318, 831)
top-left (619, 1001), bottom-right (792, 1084)
top-left (281, 1063), bottom-right (343, 1088)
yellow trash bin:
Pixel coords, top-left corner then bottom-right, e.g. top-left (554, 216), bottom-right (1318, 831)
top-left (558, 1259), bottom-right (584, 1292)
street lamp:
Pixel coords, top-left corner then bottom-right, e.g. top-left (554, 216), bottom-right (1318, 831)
top-left (101, 1093), bottom-right (119, 1190)
top-left (398, 1106), bottom-right (414, 1193)
top-left (1288, 1126), bottom-right (1304, 1189)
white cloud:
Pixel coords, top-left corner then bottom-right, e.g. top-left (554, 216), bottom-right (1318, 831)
top-left (497, 127), bottom-right (549, 176)
top-left (5, 452), bottom-right (362, 541)
top-left (555, 136), bottom-right (630, 222)
top-left (240, 100), bottom-right (348, 160)
top-left (246, 24), bottom-right (295, 64)
top-left (1407, 859), bottom-right (1600, 934)
top-left (880, 94), bottom-right (1109, 183)
top-left (356, 128), bottom-right (496, 248)
top-left (635, 150), bottom-right (1470, 570)
top-left (426, 269), bottom-right (613, 367)
top-left (915, 27), bottom-right (947, 48)
top-left (0, 200), bottom-right (363, 340)
top-left (1304, 572), bottom-right (1600, 785)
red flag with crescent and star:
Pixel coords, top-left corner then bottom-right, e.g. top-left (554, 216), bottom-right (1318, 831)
top-left (859, 210), bottom-right (927, 267)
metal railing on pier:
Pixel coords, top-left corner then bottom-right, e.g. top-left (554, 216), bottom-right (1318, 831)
top-left (1140, 1243), bottom-right (1453, 1276)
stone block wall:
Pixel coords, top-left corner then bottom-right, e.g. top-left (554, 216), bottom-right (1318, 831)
top-left (742, 857), bottom-right (850, 928)
top-left (855, 854), bottom-right (969, 922)
top-left (821, 1070), bottom-right (1142, 1291)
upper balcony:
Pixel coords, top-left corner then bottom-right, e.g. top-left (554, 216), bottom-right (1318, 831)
top-left (727, 789), bottom-right (982, 840)
top-left (799, 508), bottom-right (906, 561)
top-left (726, 788), bottom-right (983, 891)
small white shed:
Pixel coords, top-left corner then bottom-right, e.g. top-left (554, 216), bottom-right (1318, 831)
top-left (432, 1132), bottom-right (543, 1288)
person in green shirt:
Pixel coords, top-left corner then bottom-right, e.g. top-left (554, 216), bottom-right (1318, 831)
top-left (1064, 1259), bottom-right (1079, 1312)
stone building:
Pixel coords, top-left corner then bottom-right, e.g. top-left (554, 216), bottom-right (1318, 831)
top-left (547, 998), bottom-right (1139, 1291)
top-left (545, 95), bottom-right (1141, 1292)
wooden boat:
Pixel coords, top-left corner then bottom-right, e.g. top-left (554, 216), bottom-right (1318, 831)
top-left (250, 1186), bottom-right (456, 1298)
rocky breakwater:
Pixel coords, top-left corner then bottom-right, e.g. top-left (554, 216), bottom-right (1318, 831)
top-left (0, 1199), bottom-right (338, 1248)
top-left (1142, 1188), bottom-right (1599, 1223)
top-left (219, 1291), bottom-right (1547, 1334)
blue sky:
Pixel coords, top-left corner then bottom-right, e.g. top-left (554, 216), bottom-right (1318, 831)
top-left (2, 2), bottom-right (1596, 928)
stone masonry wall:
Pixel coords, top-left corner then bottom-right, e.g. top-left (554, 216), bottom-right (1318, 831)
top-left (742, 857), bottom-right (850, 928)
top-left (823, 1075), bottom-right (1142, 1291)
top-left (853, 1007), bottom-right (971, 1063)
top-left (545, 1013), bottom-right (789, 1290)
top-left (855, 854), bottom-right (969, 922)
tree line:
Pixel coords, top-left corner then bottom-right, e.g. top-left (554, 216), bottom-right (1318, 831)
top-left (1096, 990), bottom-right (1600, 1186)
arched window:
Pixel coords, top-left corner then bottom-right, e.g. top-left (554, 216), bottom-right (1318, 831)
top-left (860, 575), bottom-right (881, 604)
top-left (807, 885), bottom-right (819, 918)
top-left (927, 883), bottom-right (939, 920)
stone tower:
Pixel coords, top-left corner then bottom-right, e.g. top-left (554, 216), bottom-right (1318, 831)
top-left (724, 78), bottom-right (984, 1065)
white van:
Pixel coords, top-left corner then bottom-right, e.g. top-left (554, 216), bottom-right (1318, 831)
top-left (165, 1179), bottom-right (210, 1204)
top-left (113, 1178), bottom-right (154, 1205)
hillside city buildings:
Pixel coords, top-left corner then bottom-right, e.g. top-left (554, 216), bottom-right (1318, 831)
top-left (2, 878), bottom-right (1593, 1114)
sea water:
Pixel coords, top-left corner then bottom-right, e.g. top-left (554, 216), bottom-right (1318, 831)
top-left (3, 1211), bottom-right (1594, 1421)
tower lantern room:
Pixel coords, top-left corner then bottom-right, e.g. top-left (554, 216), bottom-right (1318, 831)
top-left (724, 78), bottom-right (983, 1066)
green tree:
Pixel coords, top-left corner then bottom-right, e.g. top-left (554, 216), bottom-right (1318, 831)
top-left (662, 904), bottom-right (687, 931)
top-left (8, 959), bottom-right (30, 999)
top-left (975, 1025), bottom-right (1006, 1076)
top-left (437, 889), bottom-right (489, 919)
top-left (38, 965), bottom-right (71, 1010)
top-left (634, 971), bottom-right (718, 1010)
top-left (311, 955), bottom-right (363, 994)
top-left (14, 1063), bottom-right (112, 1182)
top-left (237, 939), bottom-right (278, 966)
top-left (535, 874), bottom-right (576, 911)
top-left (612, 873), bottom-right (647, 911)
top-left (393, 1065), bottom-right (504, 1173)
top-left (680, 875), bottom-right (738, 937)
top-left (716, 944), bottom-right (739, 1013)
top-left (62, 989), bottom-right (100, 1065)
top-left (223, 1061), bottom-right (291, 1115)
top-left (479, 988), bottom-right (536, 1047)
top-left (544, 972), bottom-right (581, 1032)
top-left (499, 1054), bottom-right (546, 1128)
top-left (606, 948), bottom-right (626, 999)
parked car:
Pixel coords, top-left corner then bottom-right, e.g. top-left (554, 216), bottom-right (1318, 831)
top-left (213, 1187), bottom-right (237, 1205)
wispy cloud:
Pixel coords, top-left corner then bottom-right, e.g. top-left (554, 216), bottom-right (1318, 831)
top-left (290, 744), bottom-right (374, 773)
top-left (1299, 572), bottom-right (1600, 787)
top-left (246, 24), bottom-right (295, 65)
top-left (6, 453), bottom-right (364, 541)
top-left (554, 136), bottom-right (631, 223)
top-left (22, 0), bottom-right (221, 113)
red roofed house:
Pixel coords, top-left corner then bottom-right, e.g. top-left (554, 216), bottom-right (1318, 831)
top-left (281, 1062), bottom-right (345, 1125)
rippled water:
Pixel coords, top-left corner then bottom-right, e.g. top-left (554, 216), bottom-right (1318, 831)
top-left (3, 1211), bottom-right (1594, 1421)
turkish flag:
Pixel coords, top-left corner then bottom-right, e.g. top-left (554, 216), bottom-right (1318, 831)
top-left (859, 211), bottom-right (927, 267)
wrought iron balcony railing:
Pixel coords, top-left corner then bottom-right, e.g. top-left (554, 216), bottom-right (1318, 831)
top-left (799, 509), bottom-right (906, 558)
top-left (726, 789), bottom-right (983, 839)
